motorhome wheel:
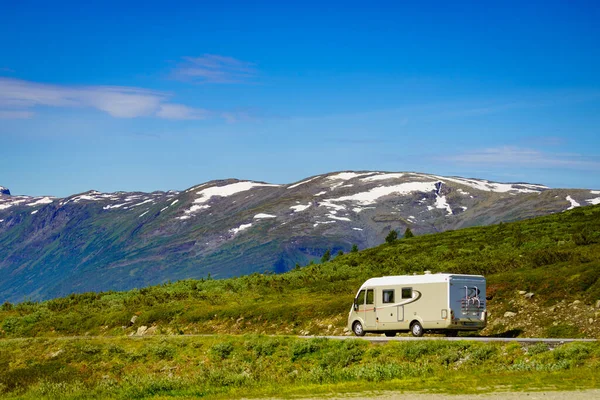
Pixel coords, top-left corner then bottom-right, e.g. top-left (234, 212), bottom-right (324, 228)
top-left (410, 321), bottom-right (424, 337)
top-left (353, 321), bottom-right (365, 337)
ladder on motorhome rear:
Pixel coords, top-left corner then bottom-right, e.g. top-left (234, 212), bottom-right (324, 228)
top-left (461, 286), bottom-right (485, 314)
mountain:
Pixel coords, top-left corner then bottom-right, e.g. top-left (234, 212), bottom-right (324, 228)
top-left (1, 171), bottom-right (599, 302)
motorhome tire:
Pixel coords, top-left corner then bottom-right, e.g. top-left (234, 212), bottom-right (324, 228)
top-left (384, 331), bottom-right (396, 337)
top-left (410, 321), bottom-right (424, 337)
top-left (353, 321), bottom-right (365, 337)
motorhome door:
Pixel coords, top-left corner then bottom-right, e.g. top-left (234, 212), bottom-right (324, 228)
top-left (363, 288), bottom-right (376, 329)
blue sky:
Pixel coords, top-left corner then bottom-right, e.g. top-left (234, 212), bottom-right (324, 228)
top-left (1, 0), bottom-right (599, 196)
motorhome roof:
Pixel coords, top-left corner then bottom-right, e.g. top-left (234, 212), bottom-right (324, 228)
top-left (360, 273), bottom-right (485, 288)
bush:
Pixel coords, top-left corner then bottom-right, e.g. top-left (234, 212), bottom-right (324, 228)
top-left (150, 344), bottom-right (176, 360)
top-left (290, 338), bottom-right (324, 361)
top-left (209, 342), bottom-right (234, 359)
top-left (385, 230), bottom-right (398, 244)
top-left (527, 343), bottom-right (549, 355)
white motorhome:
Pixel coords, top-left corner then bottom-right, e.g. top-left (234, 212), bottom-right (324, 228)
top-left (347, 273), bottom-right (486, 337)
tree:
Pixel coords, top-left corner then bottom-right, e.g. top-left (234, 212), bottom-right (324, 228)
top-left (351, 244), bottom-right (359, 253)
top-left (337, 250), bottom-right (344, 257)
top-left (385, 230), bottom-right (398, 244)
top-left (321, 249), bottom-right (331, 263)
top-left (404, 227), bottom-right (414, 239)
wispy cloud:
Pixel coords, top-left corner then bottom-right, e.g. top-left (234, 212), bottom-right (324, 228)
top-left (171, 54), bottom-right (257, 84)
top-left (0, 77), bottom-right (226, 120)
top-left (0, 110), bottom-right (34, 119)
top-left (445, 146), bottom-right (600, 170)
top-left (156, 104), bottom-right (210, 120)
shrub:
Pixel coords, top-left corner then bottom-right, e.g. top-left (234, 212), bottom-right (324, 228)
top-left (209, 342), bottom-right (234, 359)
top-left (385, 230), bottom-right (398, 244)
top-left (290, 338), bottom-right (324, 361)
top-left (151, 344), bottom-right (176, 360)
top-left (527, 343), bottom-right (549, 356)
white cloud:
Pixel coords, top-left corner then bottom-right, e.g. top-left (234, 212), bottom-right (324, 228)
top-left (156, 104), bottom-right (211, 120)
top-left (172, 54), bottom-right (257, 84)
top-left (446, 146), bottom-right (600, 170)
top-left (0, 110), bottom-right (34, 119)
top-left (0, 77), bottom-right (224, 120)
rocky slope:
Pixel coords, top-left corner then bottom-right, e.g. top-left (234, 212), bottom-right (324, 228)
top-left (1, 171), bottom-right (599, 302)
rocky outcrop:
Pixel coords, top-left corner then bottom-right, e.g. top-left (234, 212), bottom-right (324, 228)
top-left (0, 186), bottom-right (10, 195)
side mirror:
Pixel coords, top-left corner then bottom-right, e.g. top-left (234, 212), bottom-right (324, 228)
top-left (353, 300), bottom-right (359, 311)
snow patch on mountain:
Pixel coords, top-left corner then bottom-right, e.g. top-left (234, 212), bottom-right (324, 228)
top-left (587, 197), bottom-right (600, 205)
top-left (129, 199), bottom-right (154, 208)
top-left (425, 174), bottom-right (547, 194)
top-left (290, 204), bottom-right (311, 212)
top-left (328, 215), bottom-right (351, 221)
top-left (328, 172), bottom-right (374, 190)
top-left (288, 176), bottom-right (321, 189)
top-left (361, 173), bottom-right (405, 182)
top-left (193, 182), bottom-right (279, 205)
top-left (314, 221), bottom-right (335, 227)
top-left (566, 195), bottom-right (580, 210)
top-left (103, 203), bottom-right (129, 210)
top-left (327, 172), bottom-right (373, 181)
top-left (180, 181), bottom-right (279, 218)
top-left (326, 181), bottom-right (438, 206)
top-left (254, 213), bottom-right (276, 219)
top-left (435, 195), bottom-right (453, 215)
top-left (27, 197), bottom-right (54, 206)
top-left (230, 223), bottom-right (252, 235)
top-left (0, 198), bottom-right (28, 210)
top-left (320, 200), bottom-right (347, 211)
top-left (31, 210), bottom-right (38, 215)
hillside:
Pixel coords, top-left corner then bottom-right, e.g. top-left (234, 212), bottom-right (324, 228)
top-left (1, 171), bottom-right (599, 303)
top-left (1, 203), bottom-right (599, 340)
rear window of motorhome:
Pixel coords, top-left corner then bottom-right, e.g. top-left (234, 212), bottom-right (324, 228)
top-left (401, 287), bottom-right (412, 299)
top-left (366, 289), bottom-right (374, 304)
top-left (382, 289), bottom-right (394, 303)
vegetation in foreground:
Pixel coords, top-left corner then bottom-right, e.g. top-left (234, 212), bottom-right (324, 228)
top-left (1, 204), bottom-right (599, 340)
top-left (0, 335), bottom-right (599, 399)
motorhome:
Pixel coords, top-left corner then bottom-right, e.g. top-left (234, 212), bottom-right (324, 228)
top-left (347, 273), bottom-right (486, 337)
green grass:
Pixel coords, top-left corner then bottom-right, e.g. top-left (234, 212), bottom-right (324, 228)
top-left (1, 205), bottom-right (599, 398)
top-left (0, 335), bottom-right (598, 399)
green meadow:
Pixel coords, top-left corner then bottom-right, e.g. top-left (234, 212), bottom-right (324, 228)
top-left (1, 204), bottom-right (599, 398)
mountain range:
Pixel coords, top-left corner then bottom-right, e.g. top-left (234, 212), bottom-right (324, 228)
top-left (1, 171), bottom-right (599, 303)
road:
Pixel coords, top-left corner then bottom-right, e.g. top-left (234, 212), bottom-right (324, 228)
top-left (1, 334), bottom-right (596, 344)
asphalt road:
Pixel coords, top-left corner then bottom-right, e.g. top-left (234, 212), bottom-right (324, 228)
top-left (0, 334), bottom-right (597, 343)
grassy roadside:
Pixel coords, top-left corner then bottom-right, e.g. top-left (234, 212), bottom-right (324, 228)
top-left (1, 335), bottom-right (598, 399)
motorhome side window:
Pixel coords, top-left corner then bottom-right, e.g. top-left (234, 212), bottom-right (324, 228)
top-left (366, 289), bottom-right (374, 305)
top-left (356, 290), bottom-right (365, 306)
top-left (401, 287), bottom-right (412, 299)
top-left (382, 289), bottom-right (394, 303)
